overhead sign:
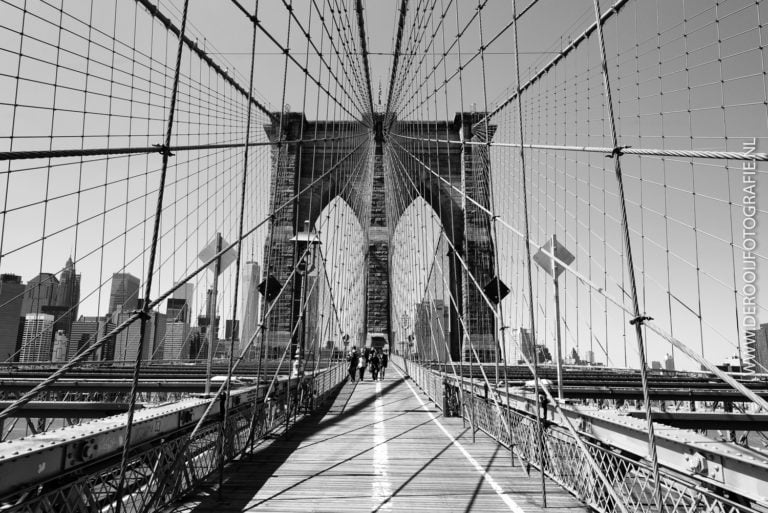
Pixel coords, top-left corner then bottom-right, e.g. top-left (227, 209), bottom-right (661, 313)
top-left (483, 276), bottom-right (510, 304)
top-left (198, 236), bottom-right (237, 275)
top-left (533, 238), bottom-right (575, 278)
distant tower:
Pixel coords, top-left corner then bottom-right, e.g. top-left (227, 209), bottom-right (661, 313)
top-left (55, 257), bottom-right (80, 335)
top-left (113, 308), bottom-right (165, 362)
top-left (0, 274), bottom-right (25, 361)
top-left (21, 273), bottom-right (59, 316)
top-left (164, 297), bottom-right (191, 361)
top-left (167, 298), bottom-right (190, 324)
top-left (68, 316), bottom-right (115, 361)
top-left (108, 273), bottom-right (141, 314)
top-left (19, 313), bottom-right (54, 362)
top-left (173, 282), bottom-right (194, 302)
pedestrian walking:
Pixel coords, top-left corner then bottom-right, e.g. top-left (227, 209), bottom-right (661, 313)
top-left (369, 351), bottom-right (380, 381)
top-left (357, 349), bottom-right (367, 381)
top-left (379, 350), bottom-right (388, 380)
top-left (346, 346), bottom-right (359, 382)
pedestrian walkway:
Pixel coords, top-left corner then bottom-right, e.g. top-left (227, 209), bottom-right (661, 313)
top-left (169, 366), bottom-right (587, 512)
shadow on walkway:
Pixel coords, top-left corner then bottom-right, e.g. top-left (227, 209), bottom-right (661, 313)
top-left (169, 377), bottom-right (402, 512)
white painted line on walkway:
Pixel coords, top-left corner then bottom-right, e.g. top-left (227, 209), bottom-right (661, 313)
top-left (372, 380), bottom-right (392, 510)
top-left (396, 367), bottom-right (527, 513)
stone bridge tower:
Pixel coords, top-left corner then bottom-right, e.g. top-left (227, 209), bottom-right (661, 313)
top-left (262, 113), bottom-right (498, 362)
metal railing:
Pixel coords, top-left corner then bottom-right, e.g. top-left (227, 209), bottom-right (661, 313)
top-left (0, 364), bottom-right (346, 513)
top-left (393, 355), bottom-right (764, 513)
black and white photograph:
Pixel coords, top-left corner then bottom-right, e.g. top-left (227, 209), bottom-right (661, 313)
top-left (0, 0), bottom-right (766, 511)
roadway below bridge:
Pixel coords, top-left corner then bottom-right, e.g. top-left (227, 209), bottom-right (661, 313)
top-left (168, 367), bottom-right (585, 513)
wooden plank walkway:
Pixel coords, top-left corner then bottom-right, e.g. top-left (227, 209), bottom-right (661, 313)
top-left (168, 366), bottom-right (588, 513)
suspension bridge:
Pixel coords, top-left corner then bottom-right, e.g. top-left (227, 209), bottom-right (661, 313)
top-left (0, 0), bottom-right (767, 511)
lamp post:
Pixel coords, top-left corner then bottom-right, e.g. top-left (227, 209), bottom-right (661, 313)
top-left (290, 222), bottom-right (320, 378)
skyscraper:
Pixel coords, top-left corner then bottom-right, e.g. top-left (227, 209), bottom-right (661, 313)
top-left (113, 310), bottom-right (165, 362)
top-left (241, 261), bottom-right (260, 345)
top-left (164, 322), bottom-right (189, 360)
top-left (664, 353), bottom-right (675, 371)
top-left (21, 273), bottom-right (59, 317)
top-left (108, 273), bottom-right (141, 315)
top-left (54, 257), bottom-right (80, 335)
top-left (197, 288), bottom-right (220, 359)
top-left (167, 298), bottom-right (190, 323)
top-left (69, 316), bottom-right (115, 361)
top-left (0, 274), bottom-right (25, 361)
top-left (163, 297), bottom-right (191, 361)
top-left (19, 313), bottom-right (54, 362)
top-left (173, 282), bottom-right (194, 302)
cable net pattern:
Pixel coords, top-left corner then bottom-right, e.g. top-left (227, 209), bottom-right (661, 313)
top-left (0, 0), bottom-right (767, 511)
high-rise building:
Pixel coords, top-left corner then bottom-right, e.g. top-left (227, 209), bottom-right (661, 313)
top-left (166, 298), bottom-right (189, 324)
top-left (163, 322), bottom-right (189, 360)
top-left (41, 305), bottom-right (70, 342)
top-left (112, 310), bottom-right (165, 362)
top-left (19, 313), bottom-right (54, 362)
top-left (21, 273), bottom-right (59, 317)
top-left (664, 353), bottom-right (675, 371)
top-left (69, 316), bottom-right (115, 361)
top-left (197, 288), bottom-right (220, 360)
top-left (108, 273), bottom-right (141, 315)
top-left (241, 261), bottom-right (260, 344)
top-left (0, 274), bottom-right (25, 361)
top-left (149, 311), bottom-right (166, 361)
top-left (54, 257), bottom-right (80, 336)
top-left (173, 282), bottom-right (194, 302)
top-left (52, 330), bottom-right (68, 362)
top-left (162, 297), bottom-right (191, 361)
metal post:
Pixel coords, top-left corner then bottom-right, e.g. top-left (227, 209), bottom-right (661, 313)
top-left (205, 232), bottom-right (222, 395)
top-left (292, 269), bottom-right (305, 377)
top-left (531, 334), bottom-right (547, 507)
top-left (551, 234), bottom-right (564, 402)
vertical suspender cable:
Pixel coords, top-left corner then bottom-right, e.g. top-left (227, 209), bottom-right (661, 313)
top-left (509, 0), bottom-right (547, 505)
top-left (221, 0), bottom-right (261, 491)
top-left (590, 0), bottom-right (663, 510)
top-left (114, 0), bottom-right (191, 511)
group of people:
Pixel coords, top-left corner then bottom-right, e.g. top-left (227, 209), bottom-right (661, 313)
top-left (346, 346), bottom-right (388, 382)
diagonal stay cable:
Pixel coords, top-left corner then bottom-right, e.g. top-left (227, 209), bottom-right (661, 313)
top-left (354, 0), bottom-right (374, 117)
top-left (387, 141), bottom-right (630, 513)
top-left (135, 0), bottom-right (275, 123)
top-left (0, 136), bottom-right (367, 422)
top-left (387, 136), bottom-right (768, 412)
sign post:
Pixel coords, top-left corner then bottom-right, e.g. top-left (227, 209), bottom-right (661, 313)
top-left (533, 235), bottom-right (575, 402)
top-left (198, 233), bottom-right (237, 395)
